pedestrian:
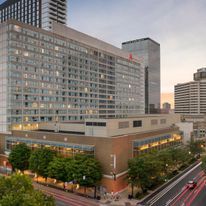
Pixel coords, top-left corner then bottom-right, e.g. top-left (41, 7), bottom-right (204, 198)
top-left (111, 191), bottom-right (114, 199)
top-left (103, 192), bottom-right (107, 199)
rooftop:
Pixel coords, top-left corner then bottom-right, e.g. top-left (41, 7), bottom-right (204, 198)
top-left (122, 37), bottom-right (160, 46)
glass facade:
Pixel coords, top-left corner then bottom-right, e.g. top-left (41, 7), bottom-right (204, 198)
top-left (0, 21), bottom-right (145, 132)
top-left (0, 0), bottom-right (67, 30)
top-left (0, 0), bottom-right (41, 27)
top-left (5, 136), bottom-right (95, 157)
top-left (122, 38), bottom-right (160, 114)
top-left (133, 133), bottom-right (182, 156)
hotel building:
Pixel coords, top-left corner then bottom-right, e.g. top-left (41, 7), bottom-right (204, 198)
top-left (0, 20), bottom-right (145, 132)
top-left (0, 0), bottom-right (67, 30)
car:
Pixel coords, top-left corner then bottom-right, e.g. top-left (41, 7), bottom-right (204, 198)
top-left (187, 180), bottom-right (197, 189)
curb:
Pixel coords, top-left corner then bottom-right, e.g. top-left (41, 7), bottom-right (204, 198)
top-left (139, 160), bottom-right (200, 204)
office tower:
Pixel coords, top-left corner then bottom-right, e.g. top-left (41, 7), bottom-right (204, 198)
top-left (122, 38), bottom-right (161, 114)
top-left (0, 0), bottom-right (67, 29)
top-left (163, 102), bottom-right (171, 110)
top-left (175, 68), bottom-right (206, 114)
top-left (0, 19), bottom-right (145, 132)
top-left (162, 102), bottom-right (171, 114)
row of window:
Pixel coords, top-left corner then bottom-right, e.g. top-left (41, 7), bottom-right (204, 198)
top-left (86, 122), bottom-right (107, 127)
top-left (118, 119), bottom-right (166, 129)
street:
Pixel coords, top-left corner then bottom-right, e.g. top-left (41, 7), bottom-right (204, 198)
top-left (141, 162), bottom-right (206, 206)
top-left (33, 182), bottom-right (100, 206)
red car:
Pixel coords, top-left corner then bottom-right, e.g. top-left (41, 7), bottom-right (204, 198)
top-left (187, 180), bottom-right (197, 189)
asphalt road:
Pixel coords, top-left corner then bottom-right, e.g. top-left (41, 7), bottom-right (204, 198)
top-left (142, 162), bottom-right (203, 206)
top-left (188, 178), bottom-right (206, 206)
top-left (33, 182), bottom-right (99, 206)
top-left (56, 200), bottom-right (73, 206)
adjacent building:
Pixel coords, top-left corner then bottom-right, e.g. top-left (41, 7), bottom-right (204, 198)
top-left (161, 102), bottom-right (171, 114)
top-left (0, 20), bottom-right (145, 132)
top-left (0, 0), bottom-right (67, 30)
top-left (175, 68), bottom-right (206, 114)
top-left (122, 38), bottom-right (161, 114)
top-left (0, 114), bottom-right (182, 192)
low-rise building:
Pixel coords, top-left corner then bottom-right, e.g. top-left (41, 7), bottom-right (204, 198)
top-left (0, 114), bottom-right (182, 192)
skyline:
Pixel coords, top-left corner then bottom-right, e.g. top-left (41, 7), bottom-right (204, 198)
top-left (69, 0), bottom-right (206, 94)
top-left (0, 0), bottom-right (205, 106)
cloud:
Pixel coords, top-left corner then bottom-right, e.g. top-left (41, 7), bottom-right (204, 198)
top-left (70, 0), bottom-right (206, 92)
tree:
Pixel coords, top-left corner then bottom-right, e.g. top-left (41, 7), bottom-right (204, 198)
top-left (29, 148), bottom-right (56, 180)
top-left (144, 154), bottom-right (163, 186)
top-left (188, 140), bottom-right (205, 155)
top-left (128, 147), bottom-right (196, 196)
top-left (128, 157), bottom-right (147, 196)
top-left (67, 155), bottom-right (102, 196)
top-left (48, 157), bottom-right (73, 188)
top-left (8, 143), bottom-right (31, 172)
top-left (0, 174), bottom-right (54, 206)
top-left (157, 149), bottom-right (173, 176)
top-left (201, 156), bottom-right (206, 174)
top-left (74, 156), bottom-right (102, 188)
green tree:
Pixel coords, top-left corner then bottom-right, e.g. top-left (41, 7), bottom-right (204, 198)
top-left (29, 148), bottom-right (56, 180)
top-left (0, 174), bottom-right (54, 206)
top-left (201, 156), bottom-right (206, 174)
top-left (128, 156), bottom-right (151, 196)
top-left (8, 143), bottom-right (31, 173)
top-left (157, 149), bottom-right (173, 176)
top-left (48, 157), bottom-right (73, 188)
top-left (188, 139), bottom-right (205, 155)
top-left (144, 154), bottom-right (163, 186)
top-left (74, 156), bottom-right (102, 188)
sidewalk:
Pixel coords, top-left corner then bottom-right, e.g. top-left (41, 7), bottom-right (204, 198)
top-left (99, 188), bottom-right (140, 206)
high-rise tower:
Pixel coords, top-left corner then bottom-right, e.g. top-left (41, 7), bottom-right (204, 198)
top-left (122, 38), bottom-right (160, 114)
top-left (0, 0), bottom-right (67, 30)
top-left (175, 68), bottom-right (206, 114)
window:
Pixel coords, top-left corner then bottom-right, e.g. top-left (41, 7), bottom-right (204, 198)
top-left (151, 119), bottom-right (158, 125)
top-left (160, 119), bottom-right (166, 124)
top-left (133, 120), bottom-right (142, 127)
top-left (119, 121), bottom-right (129, 129)
top-left (86, 122), bottom-right (106, 127)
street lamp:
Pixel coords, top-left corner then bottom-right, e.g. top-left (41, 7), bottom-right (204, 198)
top-left (83, 175), bottom-right (86, 194)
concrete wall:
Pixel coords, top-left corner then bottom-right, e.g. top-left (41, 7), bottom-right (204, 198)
top-left (85, 114), bottom-right (181, 137)
top-left (176, 122), bottom-right (193, 144)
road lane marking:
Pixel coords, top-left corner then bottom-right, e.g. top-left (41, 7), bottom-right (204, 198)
top-left (185, 177), bottom-right (206, 206)
top-left (148, 162), bottom-right (202, 206)
top-left (168, 186), bottom-right (189, 206)
top-left (169, 170), bottom-right (204, 206)
top-left (181, 175), bottom-right (206, 206)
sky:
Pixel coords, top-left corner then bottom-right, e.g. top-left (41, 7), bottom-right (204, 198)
top-left (69, 0), bottom-right (206, 94)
